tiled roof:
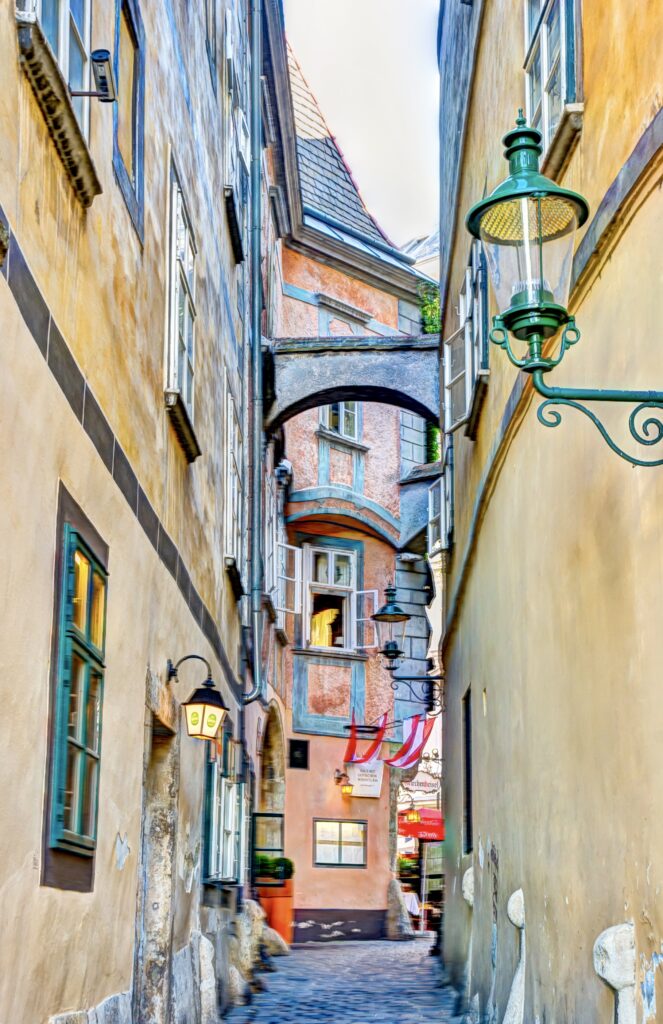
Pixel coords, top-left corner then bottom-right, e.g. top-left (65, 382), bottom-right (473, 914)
top-left (288, 46), bottom-right (391, 249)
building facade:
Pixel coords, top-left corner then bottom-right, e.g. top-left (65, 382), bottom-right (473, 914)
top-left (253, 24), bottom-right (438, 943)
top-left (0, 0), bottom-right (440, 1021)
top-left (438, 0), bottom-right (663, 1019)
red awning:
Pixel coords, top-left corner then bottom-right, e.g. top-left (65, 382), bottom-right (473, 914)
top-left (398, 807), bottom-right (445, 841)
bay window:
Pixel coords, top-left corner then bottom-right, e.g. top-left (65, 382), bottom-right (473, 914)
top-left (302, 545), bottom-right (376, 652)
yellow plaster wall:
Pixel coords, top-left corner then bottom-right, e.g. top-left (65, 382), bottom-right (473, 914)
top-left (441, 0), bottom-right (663, 1015)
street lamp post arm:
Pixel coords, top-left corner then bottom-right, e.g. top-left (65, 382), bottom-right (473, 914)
top-left (167, 654), bottom-right (213, 682)
top-left (532, 370), bottom-right (663, 468)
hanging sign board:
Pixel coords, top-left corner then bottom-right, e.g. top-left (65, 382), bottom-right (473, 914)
top-left (346, 760), bottom-right (385, 798)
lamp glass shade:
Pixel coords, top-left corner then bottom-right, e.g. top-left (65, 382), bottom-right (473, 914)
top-left (479, 195), bottom-right (578, 316)
top-left (406, 808), bottom-right (421, 823)
top-left (341, 782), bottom-right (353, 796)
top-left (372, 585), bottom-right (410, 656)
top-left (182, 683), bottom-right (228, 740)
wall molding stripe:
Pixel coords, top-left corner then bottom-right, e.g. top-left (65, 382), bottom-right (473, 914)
top-left (443, 109), bottom-right (663, 650)
top-left (1, 207), bottom-right (242, 699)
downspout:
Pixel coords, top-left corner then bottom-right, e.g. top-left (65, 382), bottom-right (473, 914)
top-left (244, 0), bottom-right (263, 705)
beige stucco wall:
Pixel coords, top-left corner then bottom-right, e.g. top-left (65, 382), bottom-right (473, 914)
top-left (441, 0), bottom-right (663, 1017)
top-left (0, 294), bottom-right (237, 1022)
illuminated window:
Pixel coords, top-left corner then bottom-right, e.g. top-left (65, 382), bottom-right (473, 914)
top-left (50, 526), bottom-right (107, 853)
top-left (314, 820), bottom-right (367, 867)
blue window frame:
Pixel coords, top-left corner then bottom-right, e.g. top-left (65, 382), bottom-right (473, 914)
top-left (113, 0), bottom-right (145, 240)
top-left (50, 525), bottom-right (108, 854)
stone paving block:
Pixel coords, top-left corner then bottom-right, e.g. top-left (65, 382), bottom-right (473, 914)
top-left (225, 936), bottom-right (456, 1023)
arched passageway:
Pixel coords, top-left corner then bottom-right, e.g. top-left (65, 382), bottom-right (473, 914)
top-left (265, 335), bottom-right (440, 432)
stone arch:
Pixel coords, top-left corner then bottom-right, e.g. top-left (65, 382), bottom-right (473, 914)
top-left (259, 702), bottom-right (286, 813)
top-left (265, 336), bottom-right (440, 433)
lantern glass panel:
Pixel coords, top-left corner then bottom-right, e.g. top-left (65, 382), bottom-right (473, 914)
top-left (479, 196), bottom-right (577, 314)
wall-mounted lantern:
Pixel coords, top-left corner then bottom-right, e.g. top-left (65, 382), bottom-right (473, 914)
top-left (405, 802), bottom-right (421, 824)
top-left (167, 655), bottom-right (229, 740)
top-left (334, 768), bottom-right (353, 796)
top-left (466, 111), bottom-right (663, 467)
top-left (372, 584), bottom-right (410, 672)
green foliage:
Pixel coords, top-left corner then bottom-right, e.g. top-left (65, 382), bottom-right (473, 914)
top-left (419, 282), bottom-right (441, 336)
top-left (254, 854), bottom-right (294, 880)
top-left (426, 421), bottom-right (441, 463)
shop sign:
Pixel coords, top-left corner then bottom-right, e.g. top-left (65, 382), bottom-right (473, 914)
top-left (346, 760), bottom-right (384, 798)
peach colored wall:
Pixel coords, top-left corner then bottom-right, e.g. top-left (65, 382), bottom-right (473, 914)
top-left (329, 447), bottom-right (354, 487)
top-left (281, 247), bottom-right (400, 329)
top-left (284, 720), bottom-right (392, 911)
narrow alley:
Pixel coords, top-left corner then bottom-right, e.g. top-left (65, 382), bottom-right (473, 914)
top-left (226, 937), bottom-right (457, 1024)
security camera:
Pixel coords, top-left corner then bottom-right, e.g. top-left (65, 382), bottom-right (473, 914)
top-left (70, 49), bottom-right (117, 104)
top-left (90, 50), bottom-right (117, 103)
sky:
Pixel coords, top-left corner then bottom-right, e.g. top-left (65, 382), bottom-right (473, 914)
top-left (282, 0), bottom-right (440, 248)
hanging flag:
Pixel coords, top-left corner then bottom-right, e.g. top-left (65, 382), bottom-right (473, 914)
top-left (351, 713), bottom-right (388, 764)
top-left (384, 715), bottom-right (435, 769)
top-left (343, 712), bottom-right (388, 764)
top-left (382, 714), bottom-right (421, 766)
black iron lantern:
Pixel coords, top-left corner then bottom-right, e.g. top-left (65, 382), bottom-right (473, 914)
top-left (167, 655), bottom-right (229, 740)
top-left (372, 584), bottom-right (410, 671)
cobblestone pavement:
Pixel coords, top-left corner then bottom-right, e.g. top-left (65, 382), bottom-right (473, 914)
top-left (226, 935), bottom-right (457, 1024)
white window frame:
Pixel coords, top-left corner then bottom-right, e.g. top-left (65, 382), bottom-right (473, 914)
top-left (166, 166), bottom-right (197, 422)
top-left (35, 0), bottom-right (91, 137)
top-left (275, 541), bottom-right (302, 632)
top-left (264, 472), bottom-right (278, 599)
top-left (225, 379), bottom-right (243, 563)
top-left (443, 241), bottom-right (488, 434)
top-left (207, 766), bottom-right (241, 884)
top-left (427, 477), bottom-right (448, 553)
top-left (302, 545), bottom-right (377, 653)
top-left (320, 402), bottom-right (359, 442)
top-left (524, 0), bottom-right (566, 153)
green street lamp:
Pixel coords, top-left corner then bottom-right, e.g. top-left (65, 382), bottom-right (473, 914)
top-left (466, 112), bottom-right (663, 467)
top-left (372, 584), bottom-right (410, 672)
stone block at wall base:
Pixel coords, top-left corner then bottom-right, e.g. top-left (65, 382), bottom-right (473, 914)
top-left (49, 991), bottom-right (131, 1024)
top-left (386, 878), bottom-right (416, 941)
top-left (263, 925), bottom-right (291, 956)
top-left (293, 908), bottom-right (387, 942)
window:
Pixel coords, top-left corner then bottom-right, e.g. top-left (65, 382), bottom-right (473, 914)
top-left (205, 0), bottom-right (217, 78)
top-left (50, 525), bottom-right (108, 854)
top-left (288, 739), bottom-right (309, 770)
top-left (166, 166), bottom-right (197, 424)
top-left (427, 477), bottom-right (448, 553)
top-left (320, 402), bottom-right (359, 442)
top-left (113, 0), bottom-right (145, 236)
top-left (314, 819), bottom-right (367, 867)
top-left (302, 545), bottom-right (377, 652)
top-left (462, 688), bottom-right (473, 854)
top-left (225, 380), bottom-right (243, 564)
top-left (443, 241), bottom-right (488, 436)
top-left (37, 0), bottom-right (91, 133)
top-left (205, 738), bottom-right (243, 883)
top-left (275, 540), bottom-right (303, 634)
top-left (264, 471), bottom-right (278, 600)
top-left (525, 0), bottom-right (577, 154)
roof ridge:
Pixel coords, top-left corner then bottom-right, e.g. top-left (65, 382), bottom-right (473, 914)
top-left (286, 42), bottom-right (396, 250)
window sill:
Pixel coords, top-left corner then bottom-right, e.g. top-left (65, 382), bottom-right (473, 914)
top-left (292, 647), bottom-right (368, 662)
top-left (315, 426), bottom-right (369, 452)
top-left (225, 186), bottom-right (245, 263)
top-left (165, 389), bottom-right (202, 463)
top-left (465, 370), bottom-right (489, 441)
top-left (541, 103), bottom-right (584, 181)
top-left (225, 556), bottom-right (245, 601)
top-left (16, 12), bottom-right (102, 208)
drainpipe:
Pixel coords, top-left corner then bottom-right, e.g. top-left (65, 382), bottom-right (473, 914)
top-left (244, 0), bottom-right (263, 706)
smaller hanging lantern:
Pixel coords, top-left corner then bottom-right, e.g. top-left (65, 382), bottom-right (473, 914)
top-left (341, 780), bottom-right (354, 797)
top-left (181, 678), bottom-right (229, 740)
top-left (406, 804), bottom-right (421, 824)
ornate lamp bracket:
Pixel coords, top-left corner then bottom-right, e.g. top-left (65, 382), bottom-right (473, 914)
top-left (489, 317), bottom-right (663, 467)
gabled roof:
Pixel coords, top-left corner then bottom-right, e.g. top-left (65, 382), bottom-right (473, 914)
top-left (287, 46), bottom-right (393, 249)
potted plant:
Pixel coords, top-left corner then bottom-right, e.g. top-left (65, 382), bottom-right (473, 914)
top-left (256, 857), bottom-right (295, 944)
